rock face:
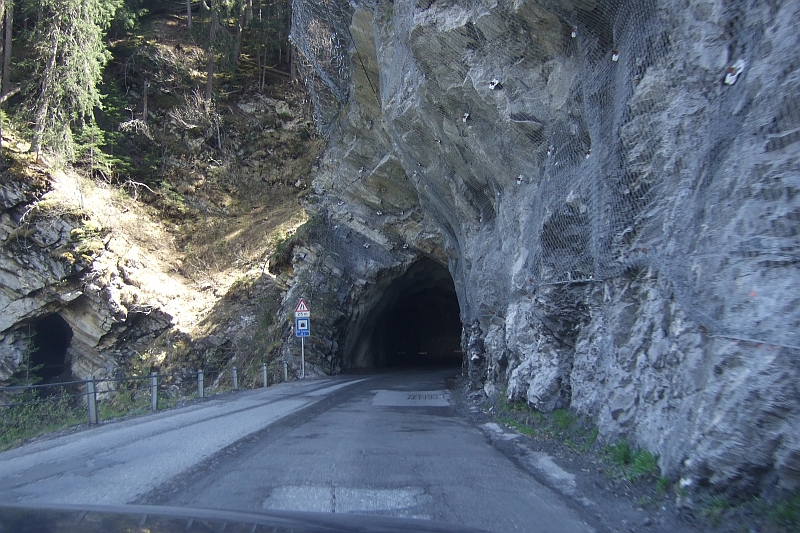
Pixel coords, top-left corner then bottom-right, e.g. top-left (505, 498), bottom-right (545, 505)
top-left (289, 0), bottom-right (800, 495)
top-left (0, 170), bottom-right (173, 384)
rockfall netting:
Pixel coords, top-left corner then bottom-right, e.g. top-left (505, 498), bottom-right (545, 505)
top-left (290, 0), bottom-right (354, 136)
top-left (291, 0), bottom-right (800, 350)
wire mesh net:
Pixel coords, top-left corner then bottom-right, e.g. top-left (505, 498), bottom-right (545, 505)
top-left (290, 0), bottom-right (354, 136)
top-left (292, 0), bottom-right (800, 350)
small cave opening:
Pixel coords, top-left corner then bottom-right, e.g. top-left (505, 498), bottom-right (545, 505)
top-left (347, 258), bottom-right (463, 370)
top-left (28, 313), bottom-right (73, 381)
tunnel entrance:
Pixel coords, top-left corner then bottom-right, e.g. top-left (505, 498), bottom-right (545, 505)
top-left (347, 258), bottom-right (463, 369)
top-left (29, 314), bottom-right (73, 381)
top-left (378, 284), bottom-right (462, 367)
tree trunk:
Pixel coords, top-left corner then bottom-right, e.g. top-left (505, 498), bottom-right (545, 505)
top-left (276, 0), bottom-right (283, 66)
top-left (0, 0), bottom-right (5, 167)
top-left (0, 0), bottom-right (4, 83)
top-left (233, 0), bottom-right (245, 69)
top-left (205, 7), bottom-right (216, 101)
top-left (257, 41), bottom-right (261, 91)
top-left (142, 79), bottom-right (148, 122)
top-left (186, 0), bottom-right (192, 29)
top-left (245, 0), bottom-right (252, 25)
top-left (261, 43), bottom-right (268, 91)
top-left (290, 45), bottom-right (296, 82)
top-left (2, 0), bottom-right (10, 102)
top-left (34, 29), bottom-right (59, 159)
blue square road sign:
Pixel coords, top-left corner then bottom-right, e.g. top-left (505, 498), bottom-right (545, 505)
top-left (295, 317), bottom-right (310, 337)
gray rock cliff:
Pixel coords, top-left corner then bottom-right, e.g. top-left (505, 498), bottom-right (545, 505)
top-left (288, 0), bottom-right (800, 496)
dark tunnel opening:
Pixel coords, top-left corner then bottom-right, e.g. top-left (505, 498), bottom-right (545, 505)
top-left (376, 284), bottom-right (462, 368)
top-left (349, 258), bottom-right (463, 370)
top-left (29, 313), bottom-right (73, 381)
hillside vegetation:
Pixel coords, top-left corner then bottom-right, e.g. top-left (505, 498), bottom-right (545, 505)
top-left (0, 0), bottom-right (323, 378)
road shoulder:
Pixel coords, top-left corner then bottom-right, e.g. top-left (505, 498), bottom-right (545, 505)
top-left (446, 375), bottom-right (705, 533)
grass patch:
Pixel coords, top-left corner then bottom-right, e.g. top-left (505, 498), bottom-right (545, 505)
top-left (0, 393), bottom-right (86, 451)
top-left (604, 439), bottom-right (660, 481)
top-left (566, 426), bottom-right (598, 453)
top-left (487, 393), bottom-right (598, 452)
top-left (628, 449), bottom-right (659, 481)
top-left (655, 476), bottom-right (671, 495)
top-left (551, 409), bottom-right (574, 429)
top-left (769, 493), bottom-right (800, 528)
top-left (607, 439), bottom-right (632, 465)
top-left (159, 391), bottom-right (198, 410)
top-left (97, 388), bottom-right (152, 420)
top-left (700, 496), bottom-right (730, 526)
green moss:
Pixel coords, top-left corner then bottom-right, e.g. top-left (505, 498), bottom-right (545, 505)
top-left (75, 237), bottom-right (106, 259)
top-left (551, 409), bottom-right (574, 429)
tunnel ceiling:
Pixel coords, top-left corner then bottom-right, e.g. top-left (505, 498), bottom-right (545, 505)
top-left (345, 258), bottom-right (462, 370)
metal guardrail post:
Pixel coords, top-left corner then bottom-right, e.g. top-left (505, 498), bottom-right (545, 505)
top-left (232, 366), bottom-right (239, 391)
top-left (198, 369), bottom-right (204, 398)
top-left (150, 372), bottom-right (158, 413)
top-left (283, 361), bottom-right (288, 382)
top-left (86, 376), bottom-right (98, 425)
top-left (262, 363), bottom-right (268, 388)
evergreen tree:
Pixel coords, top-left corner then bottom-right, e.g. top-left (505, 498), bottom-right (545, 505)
top-left (31, 0), bottom-right (121, 160)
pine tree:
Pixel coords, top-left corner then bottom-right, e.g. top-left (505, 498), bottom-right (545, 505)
top-left (31, 0), bottom-right (121, 160)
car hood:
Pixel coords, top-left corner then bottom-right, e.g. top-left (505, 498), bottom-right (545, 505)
top-left (0, 503), bottom-right (491, 533)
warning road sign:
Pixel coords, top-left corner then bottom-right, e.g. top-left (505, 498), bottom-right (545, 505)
top-left (295, 299), bottom-right (310, 318)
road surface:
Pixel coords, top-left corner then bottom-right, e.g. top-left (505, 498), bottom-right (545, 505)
top-left (0, 369), bottom-right (594, 533)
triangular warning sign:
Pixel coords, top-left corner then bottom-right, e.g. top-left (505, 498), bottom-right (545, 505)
top-left (295, 299), bottom-right (310, 313)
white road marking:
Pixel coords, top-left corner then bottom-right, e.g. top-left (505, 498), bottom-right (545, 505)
top-left (262, 485), bottom-right (432, 514)
top-left (371, 390), bottom-right (451, 407)
top-left (304, 378), bottom-right (370, 396)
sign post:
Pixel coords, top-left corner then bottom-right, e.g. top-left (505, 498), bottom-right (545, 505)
top-left (295, 299), bottom-right (310, 378)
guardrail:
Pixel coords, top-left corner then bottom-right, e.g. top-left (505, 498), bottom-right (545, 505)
top-left (0, 361), bottom-right (291, 449)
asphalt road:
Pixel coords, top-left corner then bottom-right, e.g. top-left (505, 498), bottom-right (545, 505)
top-left (0, 369), bottom-right (595, 533)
